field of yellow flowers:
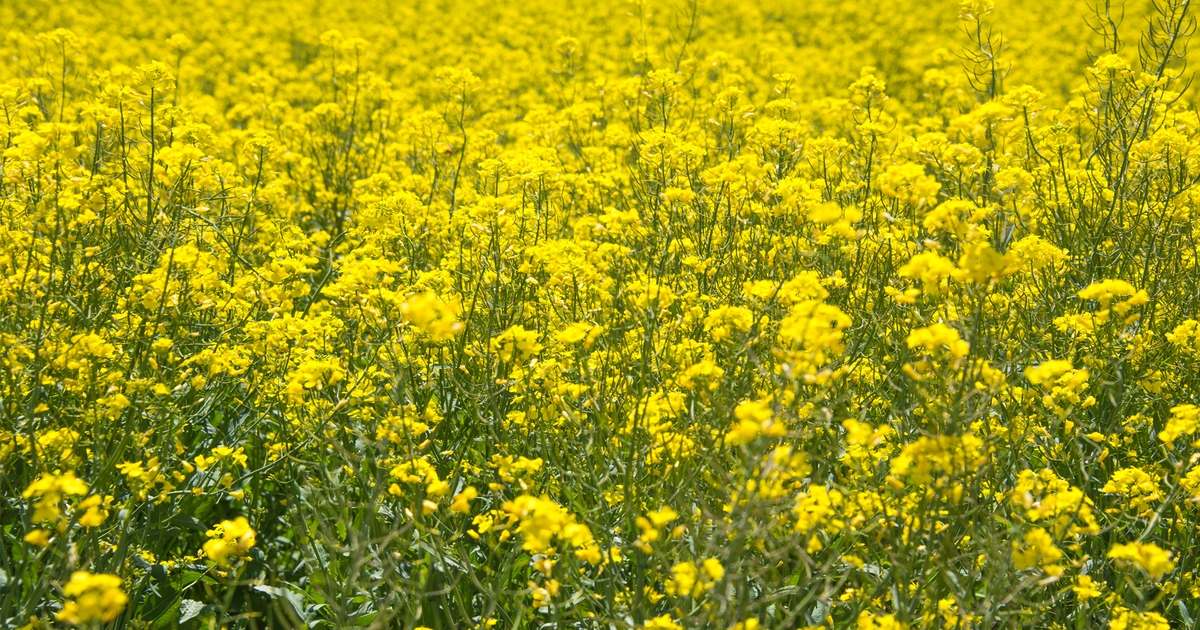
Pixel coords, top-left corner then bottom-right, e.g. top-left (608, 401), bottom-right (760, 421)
top-left (6, 0), bottom-right (1200, 627)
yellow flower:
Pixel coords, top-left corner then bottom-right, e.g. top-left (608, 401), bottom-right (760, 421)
top-left (400, 291), bottom-right (464, 341)
top-left (898, 251), bottom-right (956, 293)
top-left (500, 495), bottom-right (595, 556)
top-left (646, 506), bottom-right (679, 528)
top-left (195, 454), bottom-right (215, 472)
top-left (1101, 468), bottom-right (1162, 517)
top-left (1070, 574), bottom-right (1101, 601)
top-left (211, 445), bottom-right (249, 468)
top-left (726, 398), bottom-right (784, 445)
top-left (1159, 404), bottom-right (1200, 447)
top-left (857, 611), bottom-right (906, 630)
top-left (202, 517), bottom-right (257, 566)
top-left (643, 615), bottom-right (683, 630)
top-left (890, 434), bottom-right (986, 486)
top-left (22, 471), bottom-right (89, 525)
top-left (702, 557), bottom-right (725, 581)
top-left (57, 571), bottom-right (128, 625)
top-left (959, 0), bottom-right (994, 21)
top-left (878, 162), bottom-right (940, 207)
top-left (23, 529), bottom-right (52, 547)
top-left (1109, 606), bottom-right (1170, 630)
top-left (794, 485), bottom-right (844, 533)
top-left (704, 305), bottom-right (754, 343)
top-left (491, 325), bottom-right (543, 363)
top-left (76, 495), bottom-right (113, 527)
top-left (634, 506), bottom-right (680, 551)
top-left (1024, 360), bottom-right (1075, 387)
top-left (1077, 279), bottom-right (1148, 316)
top-left (906, 323), bottom-right (969, 361)
top-left (665, 561), bottom-right (701, 597)
top-left (555, 322), bottom-right (591, 344)
top-left (1107, 542), bottom-right (1175, 580)
top-left (450, 486), bottom-right (478, 514)
top-left (1010, 528), bottom-right (1063, 576)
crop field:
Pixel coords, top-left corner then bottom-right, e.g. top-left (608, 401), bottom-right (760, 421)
top-left (3, 0), bottom-right (1200, 627)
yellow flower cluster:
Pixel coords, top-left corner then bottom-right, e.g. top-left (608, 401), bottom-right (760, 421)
top-left (56, 571), bottom-right (128, 625)
top-left (201, 517), bottom-right (258, 567)
top-left (6, 0), bottom-right (1200, 626)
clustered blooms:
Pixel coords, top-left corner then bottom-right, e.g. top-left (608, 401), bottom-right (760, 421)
top-left (56, 571), bottom-right (128, 625)
top-left (5, 0), bottom-right (1200, 627)
top-left (202, 517), bottom-right (259, 567)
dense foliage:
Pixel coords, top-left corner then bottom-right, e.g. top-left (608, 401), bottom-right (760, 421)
top-left (3, 0), bottom-right (1200, 627)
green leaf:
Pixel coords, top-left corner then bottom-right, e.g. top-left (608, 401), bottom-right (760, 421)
top-left (178, 570), bottom-right (217, 588)
top-left (151, 603), bottom-right (181, 630)
top-left (253, 585), bottom-right (309, 624)
top-left (141, 587), bottom-right (179, 622)
top-left (169, 514), bottom-right (209, 532)
top-left (180, 599), bottom-right (206, 624)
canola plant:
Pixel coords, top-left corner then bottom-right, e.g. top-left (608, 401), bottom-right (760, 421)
top-left (3, 0), bottom-right (1200, 627)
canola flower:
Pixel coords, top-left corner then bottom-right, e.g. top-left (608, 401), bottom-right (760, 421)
top-left (56, 571), bottom-right (128, 625)
top-left (4, 0), bottom-right (1200, 627)
top-left (201, 517), bottom-right (258, 567)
